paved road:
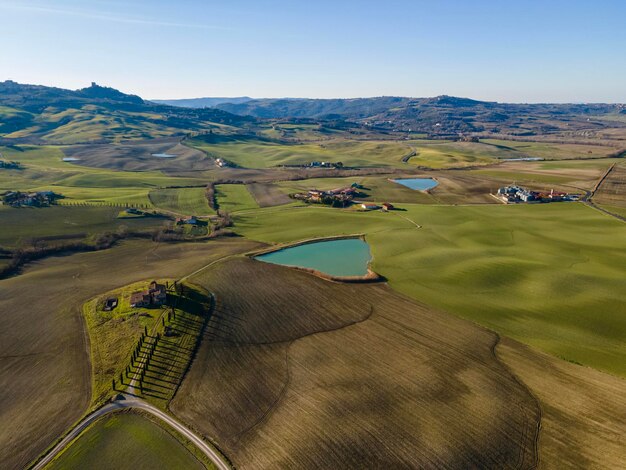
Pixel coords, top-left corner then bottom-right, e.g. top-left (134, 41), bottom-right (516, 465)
top-left (32, 395), bottom-right (230, 470)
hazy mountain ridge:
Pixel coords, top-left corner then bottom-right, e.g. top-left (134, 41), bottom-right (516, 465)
top-left (162, 93), bottom-right (625, 136)
top-left (152, 97), bottom-right (253, 108)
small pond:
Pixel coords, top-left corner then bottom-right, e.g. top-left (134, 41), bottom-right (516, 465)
top-left (62, 157), bottom-right (81, 162)
top-left (392, 177), bottom-right (438, 191)
top-left (255, 238), bottom-right (372, 277)
top-left (152, 153), bottom-right (177, 158)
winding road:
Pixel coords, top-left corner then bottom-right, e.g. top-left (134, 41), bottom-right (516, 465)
top-left (32, 394), bottom-right (230, 470)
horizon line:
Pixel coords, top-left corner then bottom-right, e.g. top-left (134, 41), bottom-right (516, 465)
top-left (2, 78), bottom-right (625, 106)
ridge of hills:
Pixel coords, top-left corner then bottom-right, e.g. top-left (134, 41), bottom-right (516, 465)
top-left (2, 80), bottom-right (626, 144)
top-left (0, 81), bottom-right (253, 144)
top-left (156, 93), bottom-right (626, 137)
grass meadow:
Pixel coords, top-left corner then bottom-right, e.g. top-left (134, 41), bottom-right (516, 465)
top-left (46, 412), bottom-right (209, 470)
top-left (215, 184), bottom-right (259, 212)
top-left (234, 202), bottom-right (626, 377)
top-left (189, 137), bottom-right (513, 169)
top-left (0, 205), bottom-right (164, 247)
top-left (149, 187), bottom-right (214, 215)
top-left (189, 136), bottom-right (619, 170)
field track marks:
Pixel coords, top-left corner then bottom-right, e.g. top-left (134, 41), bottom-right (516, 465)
top-left (375, 307), bottom-right (541, 468)
top-left (231, 305), bottom-right (377, 443)
top-left (392, 212), bottom-right (422, 228)
top-left (230, 341), bottom-right (294, 443)
top-left (492, 334), bottom-right (542, 470)
top-left (590, 163), bottom-right (616, 198)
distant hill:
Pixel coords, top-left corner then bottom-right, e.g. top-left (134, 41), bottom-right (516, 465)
top-left (214, 96), bottom-right (413, 120)
top-left (210, 95), bottom-right (625, 137)
top-left (0, 81), bottom-right (254, 144)
top-left (2, 81), bottom-right (624, 143)
top-left (152, 97), bottom-right (253, 108)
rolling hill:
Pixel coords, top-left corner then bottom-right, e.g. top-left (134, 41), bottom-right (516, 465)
top-left (162, 93), bottom-right (626, 139)
top-left (0, 81), bottom-right (254, 144)
top-left (152, 96), bottom-right (253, 108)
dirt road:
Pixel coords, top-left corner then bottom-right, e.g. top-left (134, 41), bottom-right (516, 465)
top-left (31, 394), bottom-right (230, 470)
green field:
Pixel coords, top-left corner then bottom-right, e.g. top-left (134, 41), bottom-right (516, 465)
top-left (189, 135), bottom-right (620, 170)
top-left (189, 136), bottom-right (514, 169)
top-left (598, 204), bottom-right (626, 218)
top-left (46, 412), bottom-right (208, 470)
top-left (214, 184), bottom-right (259, 212)
top-left (481, 139), bottom-right (618, 160)
top-left (149, 187), bottom-right (214, 215)
top-left (234, 202), bottom-right (626, 376)
top-left (0, 145), bottom-right (205, 205)
top-left (0, 205), bottom-right (165, 247)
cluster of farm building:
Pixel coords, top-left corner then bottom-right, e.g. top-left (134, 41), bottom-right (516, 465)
top-left (1, 190), bottom-right (60, 207)
top-left (102, 281), bottom-right (167, 313)
top-left (283, 161), bottom-right (344, 169)
top-left (293, 184), bottom-right (359, 205)
top-left (496, 186), bottom-right (579, 204)
top-left (292, 183), bottom-right (394, 211)
top-left (130, 281), bottom-right (167, 308)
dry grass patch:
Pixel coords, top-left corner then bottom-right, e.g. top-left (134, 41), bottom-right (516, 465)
top-left (594, 164), bottom-right (626, 208)
top-left (246, 183), bottom-right (292, 207)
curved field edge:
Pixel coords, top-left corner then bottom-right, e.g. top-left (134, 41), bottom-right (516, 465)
top-left (232, 202), bottom-right (626, 377)
top-left (171, 257), bottom-right (540, 468)
top-left (496, 338), bottom-right (626, 469)
top-left (247, 234), bottom-right (381, 282)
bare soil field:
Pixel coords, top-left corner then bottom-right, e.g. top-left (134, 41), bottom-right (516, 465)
top-left (62, 138), bottom-right (214, 172)
top-left (0, 238), bottom-right (260, 470)
top-left (498, 338), bottom-right (626, 469)
top-left (171, 258), bottom-right (539, 469)
top-left (429, 171), bottom-right (506, 204)
top-left (246, 183), bottom-right (292, 207)
top-left (594, 163), bottom-right (626, 208)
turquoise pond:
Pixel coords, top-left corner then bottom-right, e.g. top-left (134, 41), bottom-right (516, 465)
top-left (255, 238), bottom-right (372, 277)
top-left (392, 178), bottom-right (438, 191)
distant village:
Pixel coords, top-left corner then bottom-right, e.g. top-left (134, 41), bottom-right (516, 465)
top-left (495, 185), bottom-right (580, 204)
top-left (1, 190), bottom-right (61, 207)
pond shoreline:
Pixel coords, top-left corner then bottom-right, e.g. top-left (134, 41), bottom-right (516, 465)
top-left (389, 176), bottom-right (439, 191)
top-left (247, 234), bottom-right (383, 283)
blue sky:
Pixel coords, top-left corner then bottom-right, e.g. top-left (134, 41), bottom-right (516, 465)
top-left (1, 0), bottom-right (624, 102)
